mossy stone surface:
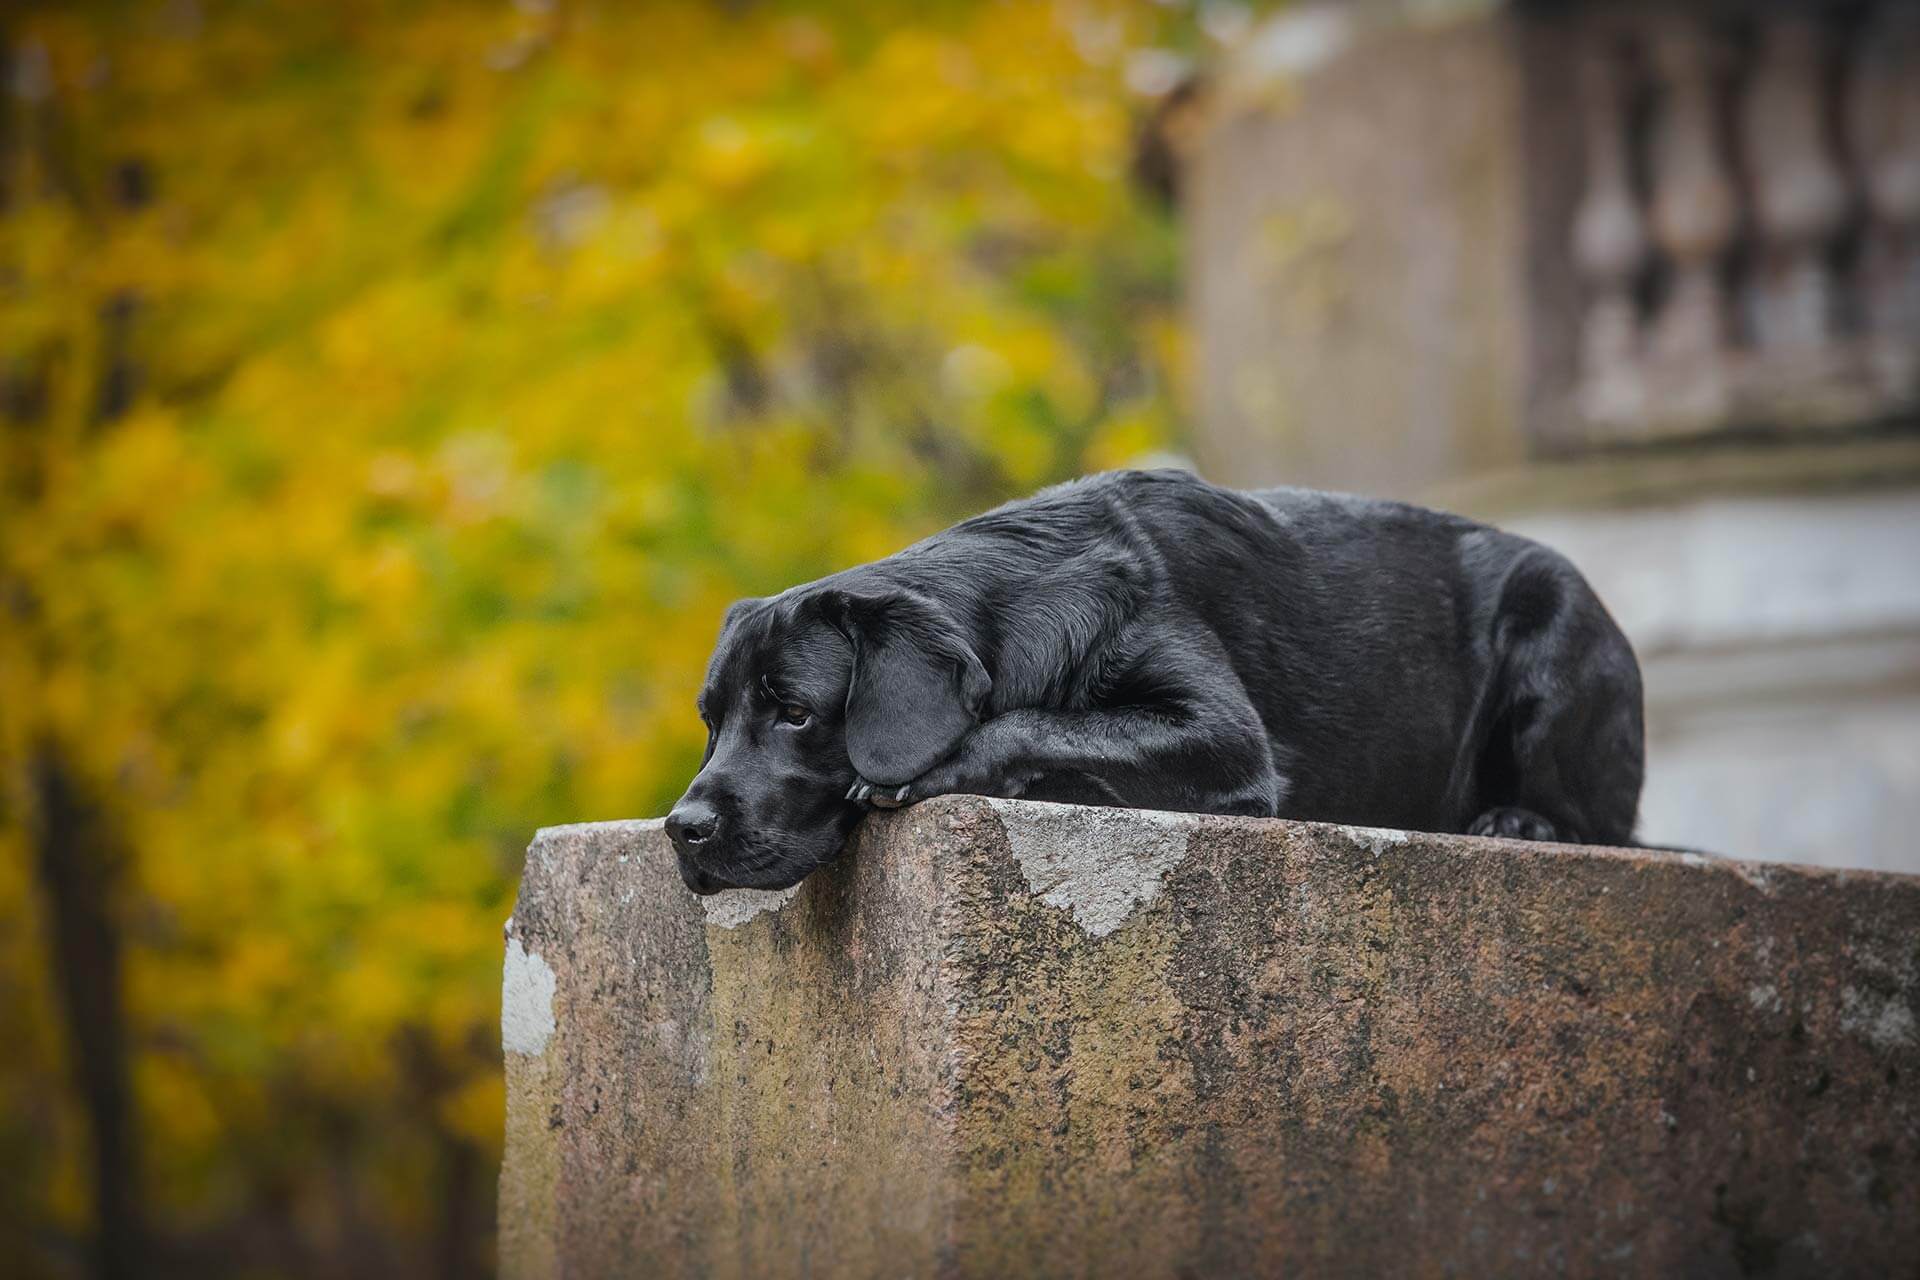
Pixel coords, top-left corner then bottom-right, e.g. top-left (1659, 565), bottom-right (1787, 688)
top-left (502, 796), bottom-right (1920, 1279)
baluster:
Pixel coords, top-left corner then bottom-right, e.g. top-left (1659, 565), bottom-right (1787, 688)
top-left (1646, 16), bottom-right (1739, 421)
top-left (1573, 36), bottom-right (1650, 428)
top-left (1744, 13), bottom-right (1848, 355)
top-left (1848, 3), bottom-right (1920, 398)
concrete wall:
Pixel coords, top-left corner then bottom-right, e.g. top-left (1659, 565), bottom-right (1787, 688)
top-left (1507, 489), bottom-right (1920, 872)
top-left (501, 797), bottom-right (1920, 1279)
top-left (1180, 2), bottom-right (1920, 875)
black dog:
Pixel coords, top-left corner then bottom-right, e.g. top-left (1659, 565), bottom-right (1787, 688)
top-left (667, 469), bottom-right (1643, 895)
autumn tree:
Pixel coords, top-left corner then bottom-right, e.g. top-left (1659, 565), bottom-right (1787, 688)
top-left (0, 1), bottom-right (1220, 1274)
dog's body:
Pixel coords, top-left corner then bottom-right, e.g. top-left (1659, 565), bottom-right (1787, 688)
top-left (668, 469), bottom-right (1644, 894)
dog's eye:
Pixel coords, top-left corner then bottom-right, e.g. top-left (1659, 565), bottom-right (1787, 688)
top-left (776, 703), bottom-right (811, 728)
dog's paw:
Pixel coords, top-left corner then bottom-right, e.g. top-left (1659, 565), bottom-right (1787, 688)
top-left (1467, 806), bottom-right (1561, 843)
top-left (846, 777), bottom-right (914, 809)
top-left (847, 766), bottom-right (973, 809)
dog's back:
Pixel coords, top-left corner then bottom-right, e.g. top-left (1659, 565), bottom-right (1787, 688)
top-left (931, 469), bottom-right (1641, 840)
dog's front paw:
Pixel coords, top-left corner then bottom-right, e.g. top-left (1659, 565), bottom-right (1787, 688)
top-left (851, 762), bottom-right (1033, 811)
top-left (848, 725), bottom-right (1022, 810)
top-left (846, 761), bottom-right (974, 810)
top-left (846, 777), bottom-right (915, 809)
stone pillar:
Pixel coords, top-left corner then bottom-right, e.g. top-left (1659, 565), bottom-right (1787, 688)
top-left (1185, 3), bottom-right (1533, 497)
top-left (501, 796), bottom-right (1920, 1279)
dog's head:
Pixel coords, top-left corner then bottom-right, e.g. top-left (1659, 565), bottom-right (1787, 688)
top-left (666, 580), bottom-right (991, 895)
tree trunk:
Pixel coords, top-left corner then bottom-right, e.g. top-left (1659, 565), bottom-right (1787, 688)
top-left (28, 745), bottom-right (143, 1280)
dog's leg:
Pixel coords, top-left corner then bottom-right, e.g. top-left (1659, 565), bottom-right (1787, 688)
top-left (862, 703), bottom-right (1281, 816)
top-left (1468, 549), bottom-right (1644, 845)
top-left (859, 632), bottom-right (1284, 817)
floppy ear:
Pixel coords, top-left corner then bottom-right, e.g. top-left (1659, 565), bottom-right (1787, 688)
top-left (824, 589), bottom-right (991, 787)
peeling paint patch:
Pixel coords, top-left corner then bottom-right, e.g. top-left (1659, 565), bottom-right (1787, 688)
top-left (989, 800), bottom-right (1190, 938)
top-left (702, 884), bottom-right (801, 929)
top-left (1748, 983), bottom-right (1783, 1014)
top-left (1840, 985), bottom-right (1917, 1050)
top-left (502, 937), bottom-right (558, 1056)
top-left (1727, 860), bottom-right (1777, 893)
top-left (1333, 823), bottom-right (1410, 854)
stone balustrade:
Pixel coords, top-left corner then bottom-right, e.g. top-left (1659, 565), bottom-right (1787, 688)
top-left (1569, 2), bottom-right (1920, 441)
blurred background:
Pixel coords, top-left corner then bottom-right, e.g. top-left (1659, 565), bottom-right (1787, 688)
top-left (1, 0), bottom-right (1915, 1277)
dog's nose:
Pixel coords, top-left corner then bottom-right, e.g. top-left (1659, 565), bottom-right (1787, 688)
top-left (666, 800), bottom-right (719, 851)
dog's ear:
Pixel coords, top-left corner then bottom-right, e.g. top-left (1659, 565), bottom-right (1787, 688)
top-left (822, 588), bottom-right (991, 786)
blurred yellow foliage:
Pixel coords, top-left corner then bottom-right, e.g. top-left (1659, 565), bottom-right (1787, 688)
top-left (0, 0), bottom-right (1202, 1272)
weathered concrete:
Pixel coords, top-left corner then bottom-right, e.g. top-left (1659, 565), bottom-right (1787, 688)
top-left (501, 797), bottom-right (1920, 1279)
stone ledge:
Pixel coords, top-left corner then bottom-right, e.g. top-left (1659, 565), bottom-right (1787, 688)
top-left (499, 796), bottom-right (1919, 1279)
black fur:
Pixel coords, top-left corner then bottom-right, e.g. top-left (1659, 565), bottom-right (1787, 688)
top-left (666, 469), bottom-right (1644, 894)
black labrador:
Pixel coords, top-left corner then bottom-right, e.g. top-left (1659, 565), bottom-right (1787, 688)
top-left (667, 469), bottom-right (1643, 895)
